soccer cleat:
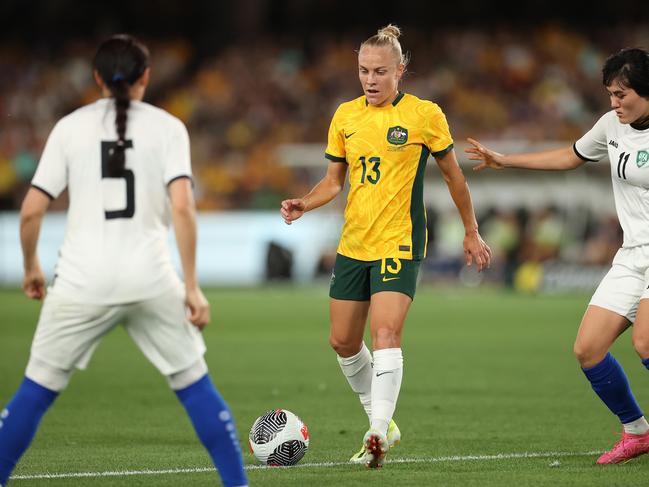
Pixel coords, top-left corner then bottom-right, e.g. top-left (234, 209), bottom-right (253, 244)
top-left (349, 443), bottom-right (368, 464)
top-left (363, 428), bottom-right (389, 468)
top-left (387, 419), bottom-right (401, 447)
top-left (596, 430), bottom-right (649, 464)
top-left (349, 419), bottom-right (400, 464)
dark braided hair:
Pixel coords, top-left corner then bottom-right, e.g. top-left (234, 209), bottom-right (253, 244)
top-left (93, 34), bottom-right (149, 176)
top-left (602, 48), bottom-right (649, 98)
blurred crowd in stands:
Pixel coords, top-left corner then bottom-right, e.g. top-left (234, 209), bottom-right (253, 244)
top-left (424, 205), bottom-right (622, 290)
top-left (0, 23), bottom-right (644, 283)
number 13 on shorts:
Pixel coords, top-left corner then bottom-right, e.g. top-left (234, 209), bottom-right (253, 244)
top-left (374, 257), bottom-right (420, 299)
top-left (381, 258), bottom-right (402, 278)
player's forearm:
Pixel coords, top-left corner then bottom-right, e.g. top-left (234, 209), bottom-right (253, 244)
top-left (501, 146), bottom-right (582, 171)
top-left (446, 178), bottom-right (479, 234)
top-left (171, 207), bottom-right (198, 288)
top-left (20, 212), bottom-right (44, 271)
top-left (302, 176), bottom-right (343, 212)
top-left (19, 188), bottom-right (50, 271)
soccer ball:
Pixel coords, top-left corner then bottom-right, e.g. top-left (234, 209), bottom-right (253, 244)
top-left (249, 409), bottom-right (309, 466)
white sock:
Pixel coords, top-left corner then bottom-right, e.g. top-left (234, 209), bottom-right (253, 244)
top-left (623, 416), bottom-right (649, 435)
top-left (371, 348), bottom-right (403, 436)
top-left (337, 342), bottom-right (373, 422)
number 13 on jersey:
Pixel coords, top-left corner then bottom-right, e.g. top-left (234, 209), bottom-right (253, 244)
top-left (359, 156), bottom-right (381, 184)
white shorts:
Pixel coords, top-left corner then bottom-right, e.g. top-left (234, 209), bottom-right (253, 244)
top-left (28, 284), bottom-right (206, 377)
top-left (589, 245), bottom-right (649, 322)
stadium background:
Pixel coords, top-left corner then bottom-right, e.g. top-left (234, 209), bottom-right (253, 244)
top-left (3, 2), bottom-right (649, 486)
top-left (1, 0), bottom-right (649, 291)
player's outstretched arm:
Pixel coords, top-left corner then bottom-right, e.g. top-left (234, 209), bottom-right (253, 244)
top-left (169, 177), bottom-right (210, 330)
top-left (20, 188), bottom-right (50, 300)
top-left (466, 138), bottom-right (585, 172)
top-left (435, 149), bottom-right (492, 272)
top-left (281, 161), bottom-right (347, 225)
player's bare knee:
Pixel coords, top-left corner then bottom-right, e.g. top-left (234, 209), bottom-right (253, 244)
top-left (167, 358), bottom-right (208, 390)
top-left (631, 333), bottom-right (649, 359)
top-left (573, 342), bottom-right (605, 368)
top-left (330, 339), bottom-right (353, 357)
top-left (329, 335), bottom-right (359, 357)
top-left (573, 342), bottom-right (591, 366)
top-left (25, 355), bottom-right (73, 392)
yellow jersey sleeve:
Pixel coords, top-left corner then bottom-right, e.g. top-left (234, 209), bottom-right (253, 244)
top-left (324, 105), bottom-right (346, 163)
top-left (422, 103), bottom-right (454, 157)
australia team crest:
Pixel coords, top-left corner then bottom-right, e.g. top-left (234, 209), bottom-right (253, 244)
top-left (387, 126), bottom-right (408, 145)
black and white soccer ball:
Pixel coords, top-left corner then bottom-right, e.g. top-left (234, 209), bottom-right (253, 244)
top-left (248, 409), bottom-right (309, 466)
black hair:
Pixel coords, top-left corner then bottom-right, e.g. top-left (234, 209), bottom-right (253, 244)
top-left (602, 48), bottom-right (649, 98)
top-left (93, 34), bottom-right (149, 176)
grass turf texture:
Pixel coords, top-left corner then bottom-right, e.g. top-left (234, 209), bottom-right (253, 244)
top-left (1, 286), bottom-right (648, 486)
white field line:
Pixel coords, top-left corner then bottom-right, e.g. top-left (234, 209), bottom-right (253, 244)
top-left (11, 449), bottom-right (601, 481)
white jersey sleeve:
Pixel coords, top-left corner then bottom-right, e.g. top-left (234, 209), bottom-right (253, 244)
top-left (31, 120), bottom-right (68, 198)
top-left (164, 120), bottom-right (192, 184)
top-left (574, 113), bottom-right (610, 162)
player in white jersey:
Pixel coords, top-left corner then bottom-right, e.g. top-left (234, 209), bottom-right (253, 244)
top-left (465, 48), bottom-right (649, 465)
top-left (0, 35), bottom-right (248, 487)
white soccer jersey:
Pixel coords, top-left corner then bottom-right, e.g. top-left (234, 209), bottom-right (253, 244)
top-left (32, 98), bottom-right (191, 304)
top-left (574, 110), bottom-right (649, 248)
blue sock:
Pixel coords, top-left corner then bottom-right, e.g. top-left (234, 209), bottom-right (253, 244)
top-left (0, 378), bottom-right (58, 485)
top-left (175, 374), bottom-right (247, 487)
top-left (582, 353), bottom-right (643, 424)
top-left (643, 358), bottom-right (649, 370)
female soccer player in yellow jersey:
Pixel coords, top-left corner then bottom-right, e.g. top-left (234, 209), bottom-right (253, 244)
top-left (281, 24), bottom-right (491, 468)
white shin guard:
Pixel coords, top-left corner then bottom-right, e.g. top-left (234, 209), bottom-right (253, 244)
top-left (337, 343), bottom-right (373, 421)
top-left (167, 358), bottom-right (209, 390)
top-left (25, 356), bottom-right (73, 392)
top-left (371, 348), bottom-right (403, 435)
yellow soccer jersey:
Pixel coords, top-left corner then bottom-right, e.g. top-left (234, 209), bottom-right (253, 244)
top-left (325, 92), bottom-right (453, 261)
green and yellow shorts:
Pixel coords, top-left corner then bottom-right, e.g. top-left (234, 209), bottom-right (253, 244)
top-left (329, 253), bottom-right (421, 301)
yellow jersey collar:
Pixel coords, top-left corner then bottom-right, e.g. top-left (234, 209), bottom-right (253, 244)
top-left (365, 91), bottom-right (405, 108)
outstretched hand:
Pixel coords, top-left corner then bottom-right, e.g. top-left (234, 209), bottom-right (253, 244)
top-left (463, 231), bottom-right (492, 272)
top-left (465, 138), bottom-right (506, 172)
top-left (280, 199), bottom-right (307, 225)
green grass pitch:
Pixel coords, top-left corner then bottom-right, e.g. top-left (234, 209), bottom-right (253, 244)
top-left (1, 286), bottom-right (648, 486)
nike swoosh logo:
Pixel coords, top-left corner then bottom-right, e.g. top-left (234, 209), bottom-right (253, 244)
top-left (344, 131), bottom-right (356, 139)
top-left (376, 371), bottom-right (393, 377)
top-left (382, 277), bottom-right (400, 282)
